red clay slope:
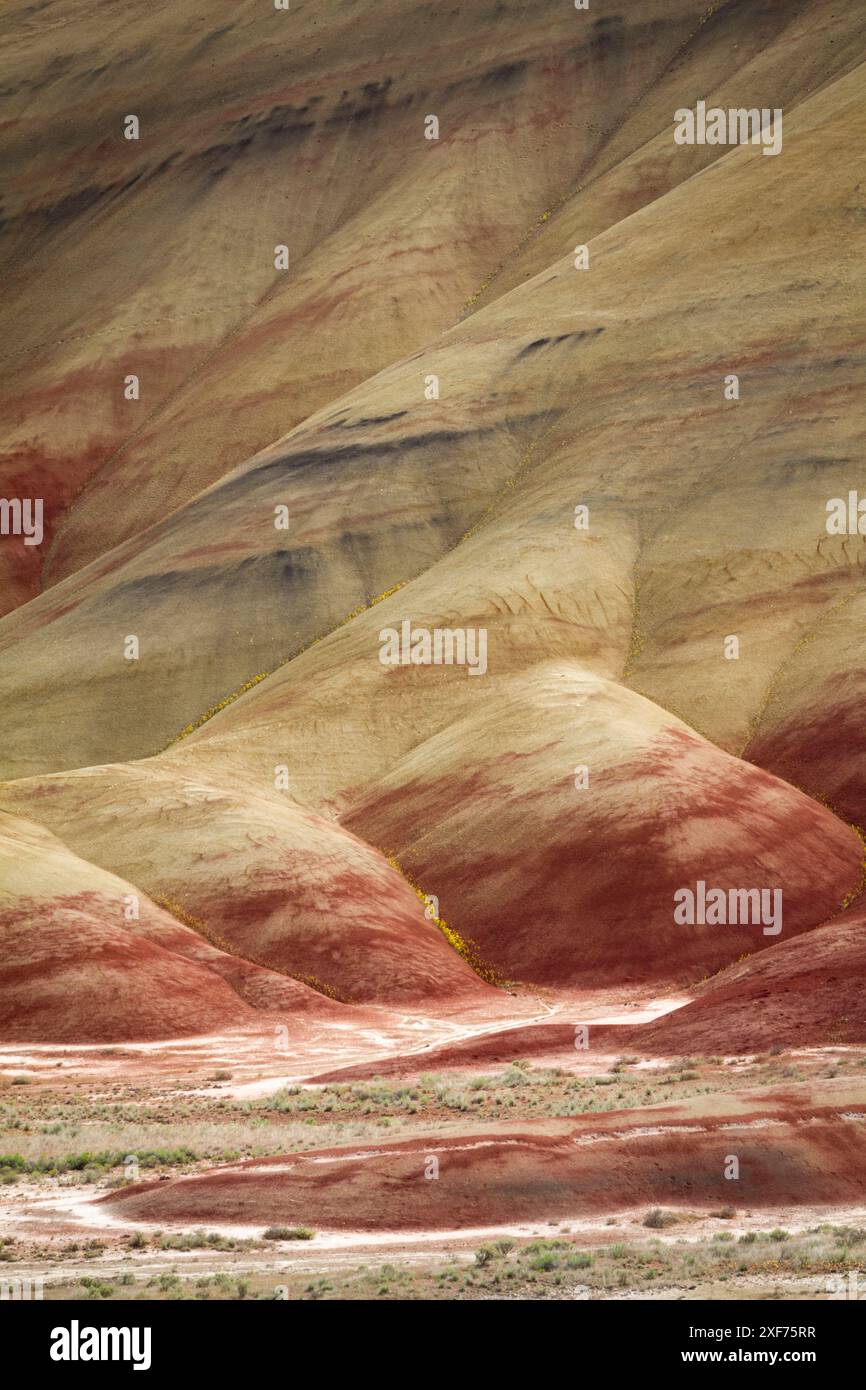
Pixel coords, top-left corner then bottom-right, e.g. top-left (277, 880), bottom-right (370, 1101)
top-left (0, 900), bottom-right (255, 1043)
top-left (308, 908), bottom-right (866, 1079)
top-left (607, 907), bottom-right (866, 1056)
top-left (344, 676), bottom-right (864, 986)
top-left (313, 906), bottom-right (866, 1076)
top-left (0, 766), bottom-right (493, 1008)
top-left (0, 811), bottom-right (347, 1041)
top-left (104, 1084), bottom-right (866, 1231)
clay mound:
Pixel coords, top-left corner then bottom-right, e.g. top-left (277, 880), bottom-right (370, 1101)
top-left (2, 56), bottom-right (854, 997)
top-left (0, 901), bottom-right (257, 1043)
top-left (613, 909), bottom-right (866, 1055)
top-left (343, 668), bottom-right (862, 986)
top-left (0, 811), bottom-right (344, 1041)
top-left (3, 6), bottom-right (866, 1037)
top-left (104, 1086), bottom-right (866, 1231)
top-left (0, 765), bottom-right (490, 1007)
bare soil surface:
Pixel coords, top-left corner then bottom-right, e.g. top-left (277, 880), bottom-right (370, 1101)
top-left (2, 988), bottom-right (864, 1300)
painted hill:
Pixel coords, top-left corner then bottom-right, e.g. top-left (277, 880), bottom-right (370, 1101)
top-left (2, 5), bottom-right (866, 786)
top-left (2, 1), bottom-right (866, 1035)
top-left (8, 0), bottom-right (814, 616)
top-left (0, 810), bottom-right (342, 1041)
top-left (0, 767), bottom-right (490, 1010)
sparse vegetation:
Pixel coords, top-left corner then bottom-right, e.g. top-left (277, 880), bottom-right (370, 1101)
top-left (644, 1208), bottom-right (680, 1229)
top-left (0, 1147), bottom-right (197, 1184)
top-left (2, 1049), bottom-right (864, 1300)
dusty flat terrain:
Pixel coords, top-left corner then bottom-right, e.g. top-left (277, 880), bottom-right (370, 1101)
top-left (2, 999), bottom-right (865, 1300)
